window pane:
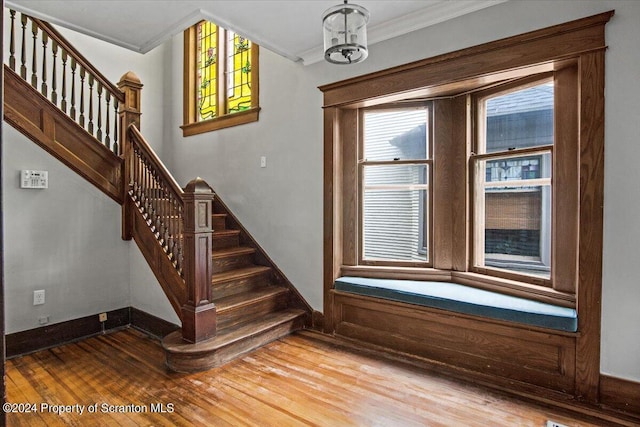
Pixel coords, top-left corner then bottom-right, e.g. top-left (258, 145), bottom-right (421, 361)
top-left (484, 82), bottom-right (553, 153)
top-left (363, 189), bottom-right (428, 262)
top-left (227, 32), bottom-right (253, 114)
top-left (364, 164), bottom-right (428, 187)
top-left (475, 154), bottom-right (551, 279)
top-left (485, 154), bottom-right (549, 184)
top-left (364, 109), bottom-right (428, 161)
top-left (197, 21), bottom-right (218, 121)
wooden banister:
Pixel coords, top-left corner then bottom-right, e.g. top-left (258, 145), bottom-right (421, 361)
top-left (30, 17), bottom-right (124, 103)
top-left (7, 10), bottom-right (123, 154)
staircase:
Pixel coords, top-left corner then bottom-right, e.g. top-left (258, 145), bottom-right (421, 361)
top-left (162, 200), bottom-right (308, 372)
top-left (4, 9), bottom-right (311, 373)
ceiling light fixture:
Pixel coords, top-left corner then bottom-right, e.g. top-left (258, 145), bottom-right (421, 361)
top-left (322, 0), bottom-right (369, 64)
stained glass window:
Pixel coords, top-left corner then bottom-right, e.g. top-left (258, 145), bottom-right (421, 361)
top-left (226, 32), bottom-right (253, 114)
top-left (184, 20), bottom-right (259, 135)
top-left (195, 21), bottom-right (255, 122)
top-left (197, 21), bottom-right (218, 120)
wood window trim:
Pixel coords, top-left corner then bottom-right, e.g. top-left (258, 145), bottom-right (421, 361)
top-left (321, 11), bottom-right (612, 401)
top-left (182, 23), bottom-right (260, 137)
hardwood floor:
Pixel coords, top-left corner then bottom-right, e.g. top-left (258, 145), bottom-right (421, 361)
top-left (6, 328), bottom-right (608, 426)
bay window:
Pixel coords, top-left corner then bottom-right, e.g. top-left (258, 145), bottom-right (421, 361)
top-left (337, 65), bottom-right (580, 305)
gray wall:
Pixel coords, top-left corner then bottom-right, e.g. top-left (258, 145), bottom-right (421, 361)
top-left (3, 125), bottom-right (130, 332)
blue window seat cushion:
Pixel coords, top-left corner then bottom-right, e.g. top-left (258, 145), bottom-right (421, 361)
top-left (334, 276), bottom-right (577, 332)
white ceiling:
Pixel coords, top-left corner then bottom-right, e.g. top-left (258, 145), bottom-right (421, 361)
top-left (7, 0), bottom-right (506, 65)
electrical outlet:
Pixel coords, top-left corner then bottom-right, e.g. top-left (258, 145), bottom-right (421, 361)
top-left (33, 290), bottom-right (45, 305)
top-left (546, 421), bottom-right (569, 427)
top-left (260, 156), bottom-right (267, 168)
top-left (38, 316), bottom-right (49, 325)
top-left (98, 312), bottom-right (107, 322)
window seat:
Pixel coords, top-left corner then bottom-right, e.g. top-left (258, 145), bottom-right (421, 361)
top-left (334, 276), bottom-right (577, 332)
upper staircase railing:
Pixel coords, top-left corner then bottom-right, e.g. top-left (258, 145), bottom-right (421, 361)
top-left (5, 9), bottom-right (217, 343)
top-left (8, 10), bottom-right (123, 155)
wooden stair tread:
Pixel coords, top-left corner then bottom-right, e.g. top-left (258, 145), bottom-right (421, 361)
top-left (162, 308), bottom-right (306, 354)
top-left (212, 246), bottom-right (255, 259)
top-left (213, 229), bottom-right (240, 237)
top-left (212, 265), bottom-right (271, 285)
top-left (214, 286), bottom-right (288, 310)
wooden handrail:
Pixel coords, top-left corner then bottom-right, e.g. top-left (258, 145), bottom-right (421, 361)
top-left (30, 17), bottom-right (124, 103)
top-left (128, 125), bottom-right (184, 202)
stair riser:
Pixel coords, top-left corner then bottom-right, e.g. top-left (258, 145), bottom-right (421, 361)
top-left (213, 253), bottom-right (253, 273)
top-left (165, 315), bottom-right (305, 373)
top-left (213, 272), bottom-right (272, 300)
top-left (213, 234), bottom-right (240, 250)
top-left (212, 215), bottom-right (226, 230)
top-left (217, 292), bottom-right (289, 330)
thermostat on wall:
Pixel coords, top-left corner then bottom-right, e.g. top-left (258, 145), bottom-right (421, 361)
top-left (21, 170), bottom-right (48, 189)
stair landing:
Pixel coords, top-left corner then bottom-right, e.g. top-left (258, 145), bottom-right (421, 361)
top-left (163, 309), bottom-right (306, 372)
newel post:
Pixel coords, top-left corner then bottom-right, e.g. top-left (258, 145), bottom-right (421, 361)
top-left (181, 178), bottom-right (217, 343)
top-left (118, 71), bottom-right (143, 240)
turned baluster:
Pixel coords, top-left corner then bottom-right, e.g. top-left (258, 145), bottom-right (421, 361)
top-left (41, 32), bottom-right (48, 96)
top-left (145, 166), bottom-right (153, 223)
top-left (135, 150), bottom-right (142, 201)
top-left (88, 75), bottom-right (95, 135)
top-left (20, 14), bottom-right (27, 79)
top-left (79, 67), bottom-right (86, 126)
top-left (113, 99), bottom-right (119, 155)
top-left (51, 42), bottom-right (58, 105)
top-left (9, 10), bottom-right (16, 71)
top-left (159, 187), bottom-right (166, 242)
top-left (61, 50), bottom-right (68, 113)
top-left (172, 195), bottom-right (180, 258)
top-left (97, 83), bottom-right (103, 142)
top-left (165, 190), bottom-right (172, 250)
top-left (169, 198), bottom-right (176, 254)
top-left (145, 163), bottom-right (152, 220)
top-left (132, 148), bottom-right (138, 200)
top-left (141, 158), bottom-right (148, 215)
top-left (105, 92), bottom-right (112, 150)
top-left (166, 194), bottom-right (174, 257)
top-left (70, 59), bottom-right (77, 120)
top-left (164, 189), bottom-right (173, 252)
top-left (151, 170), bottom-right (158, 224)
top-left (31, 20), bottom-right (38, 87)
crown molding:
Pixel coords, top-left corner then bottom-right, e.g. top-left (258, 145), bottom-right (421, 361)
top-left (6, 0), bottom-right (142, 52)
top-left (7, 0), bottom-right (506, 63)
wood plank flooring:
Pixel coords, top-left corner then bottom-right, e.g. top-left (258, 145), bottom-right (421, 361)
top-left (5, 328), bottom-right (607, 426)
